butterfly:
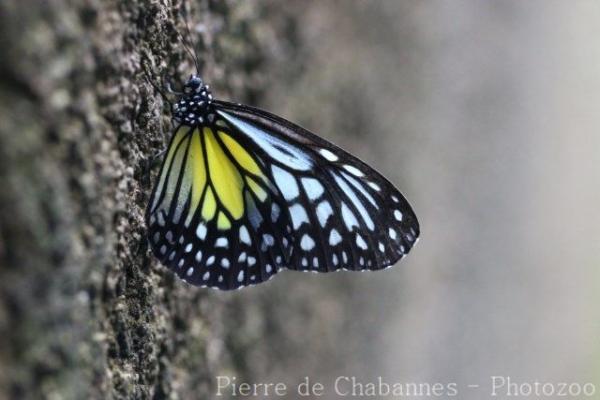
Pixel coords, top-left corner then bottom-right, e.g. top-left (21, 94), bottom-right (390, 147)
top-left (146, 75), bottom-right (419, 290)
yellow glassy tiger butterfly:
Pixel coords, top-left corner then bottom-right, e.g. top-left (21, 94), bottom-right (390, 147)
top-left (146, 75), bottom-right (419, 290)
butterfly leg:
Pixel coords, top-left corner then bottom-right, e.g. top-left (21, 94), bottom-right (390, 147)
top-left (140, 59), bottom-right (180, 105)
top-left (139, 122), bottom-right (169, 182)
top-left (149, 148), bottom-right (167, 167)
top-left (164, 76), bottom-right (182, 96)
top-left (140, 148), bottom-right (167, 181)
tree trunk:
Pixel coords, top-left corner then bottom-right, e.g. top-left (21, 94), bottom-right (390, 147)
top-left (0, 1), bottom-right (301, 398)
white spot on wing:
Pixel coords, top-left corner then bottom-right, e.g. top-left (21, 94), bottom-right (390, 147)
top-left (239, 225), bottom-right (251, 245)
top-left (272, 165), bottom-right (300, 200)
top-left (246, 195), bottom-right (263, 228)
top-left (344, 164), bottom-right (364, 177)
top-left (356, 234), bottom-right (368, 250)
top-left (301, 177), bottom-right (324, 200)
top-left (237, 270), bottom-right (245, 283)
top-left (368, 182), bottom-right (381, 191)
top-left (389, 228), bottom-right (397, 240)
top-left (316, 200), bottom-right (334, 227)
top-left (342, 171), bottom-right (378, 208)
top-left (262, 234), bottom-right (275, 247)
top-left (271, 203), bottom-right (280, 222)
top-left (215, 237), bottom-right (228, 248)
top-left (329, 229), bottom-right (342, 246)
top-left (341, 202), bottom-right (359, 231)
top-left (334, 173), bottom-right (374, 230)
top-left (289, 204), bottom-right (309, 230)
top-left (186, 267), bottom-right (194, 277)
top-left (319, 148), bottom-right (338, 161)
top-left (196, 223), bottom-right (207, 240)
top-left (301, 234), bottom-right (315, 251)
top-left (394, 210), bottom-right (403, 221)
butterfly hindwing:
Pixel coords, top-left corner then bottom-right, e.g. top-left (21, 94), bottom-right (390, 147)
top-left (146, 124), bottom-right (293, 290)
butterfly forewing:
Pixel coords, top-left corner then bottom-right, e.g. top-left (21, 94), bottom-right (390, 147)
top-left (214, 101), bottom-right (419, 273)
top-left (146, 99), bottom-right (419, 290)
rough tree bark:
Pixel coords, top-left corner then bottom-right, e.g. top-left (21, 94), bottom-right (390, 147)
top-left (0, 1), bottom-right (301, 398)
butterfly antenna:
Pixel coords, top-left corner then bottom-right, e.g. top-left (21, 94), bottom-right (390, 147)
top-left (184, 18), bottom-right (202, 75)
top-left (141, 57), bottom-right (172, 105)
top-left (178, 5), bottom-right (201, 75)
top-left (175, 29), bottom-right (200, 75)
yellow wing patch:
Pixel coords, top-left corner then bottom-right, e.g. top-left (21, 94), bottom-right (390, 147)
top-left (201, 186), bottom-right (217, 220)
top-left (154, 125), bottom-right (272, 231)
top-left (246, 176), bottom-right (267, 202)
top-left (185, 129), bottom-right (207, 225)
top-left (219, 131), bottom-right (262, 177)
top-left (217, 212), bottom-right (232, 230)
top-left (204, 127), bottom-right (245, 220)
top-left (152, 126), bottom-right (189, 212)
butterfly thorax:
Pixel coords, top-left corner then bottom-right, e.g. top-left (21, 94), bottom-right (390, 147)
top-left (172, 75), bottom-right (216, 125)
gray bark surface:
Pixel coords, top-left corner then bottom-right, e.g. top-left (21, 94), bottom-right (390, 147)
top-left (0, 1), bottom-right (300, 398)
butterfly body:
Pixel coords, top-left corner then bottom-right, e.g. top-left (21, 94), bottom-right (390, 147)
top-left (146, 75), bottom-right (419, 290)
top-left (172, 76), bottom-right (215, 125)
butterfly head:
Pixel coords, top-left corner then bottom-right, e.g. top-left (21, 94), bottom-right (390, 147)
top-left (173, 75), bottom-right (215, 125)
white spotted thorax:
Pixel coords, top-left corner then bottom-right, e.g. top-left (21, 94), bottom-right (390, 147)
top-left (172, 75), bottom-right (215, 125)
top-left (146, 74), bottom-right (420, 290)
